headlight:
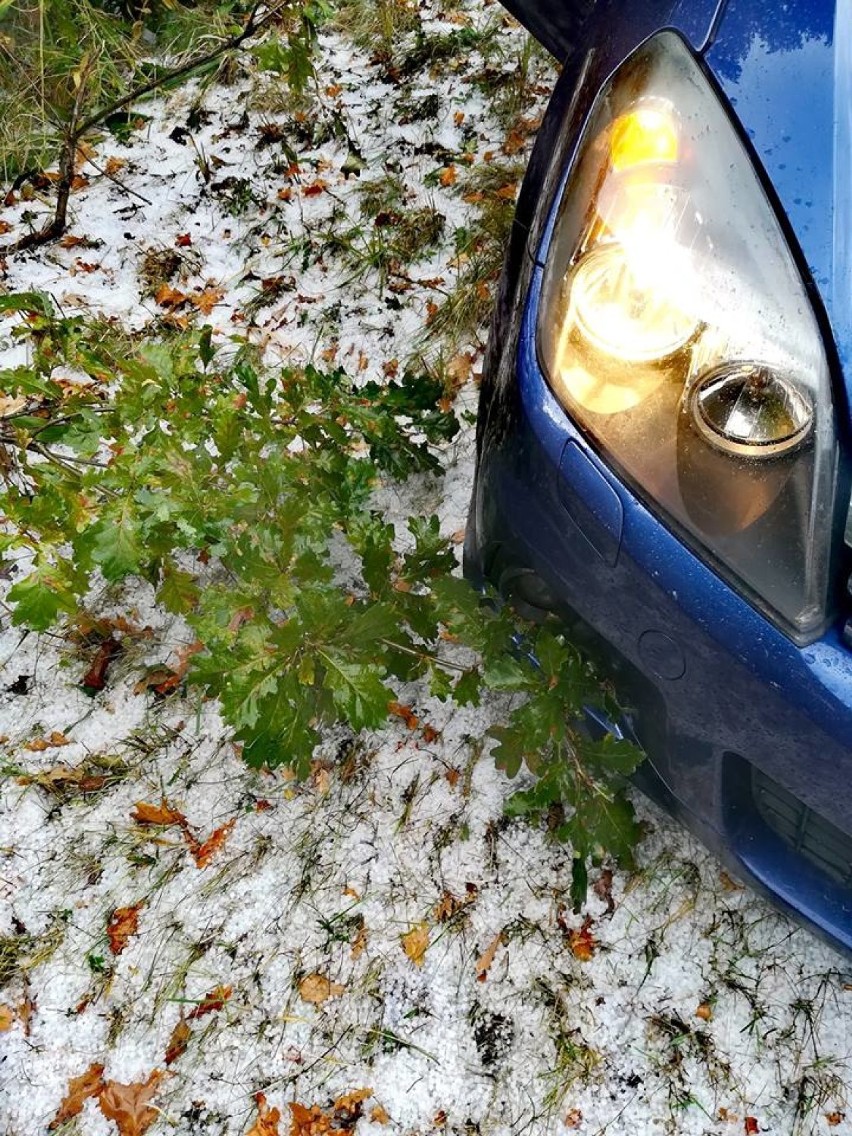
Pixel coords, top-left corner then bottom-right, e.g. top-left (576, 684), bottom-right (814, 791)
top-left (538, 31), bottom-right (842, 641)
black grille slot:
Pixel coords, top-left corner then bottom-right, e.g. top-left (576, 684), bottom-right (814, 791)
top-left (751, 766), bottom-right (852, 887)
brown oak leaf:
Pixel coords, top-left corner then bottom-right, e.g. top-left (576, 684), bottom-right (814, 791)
top-left (17, 764), bottom-right (106, 794)
top-left (289, 1102), bottom-right (327, 1136)
top-left (164, 1018), bottom-right (191, 1065)
top-left (25, 731), bottom-right (71, 751)
top-left (131, 800), bottom-right (187, 828)
top-left (186, 818), bottom-right (236, 868)
top-left (98, 1070), bottom-right (164, 1136)
top-left (334, 1089), bottom-right (371, 1115)
top-left (82, 638), bottom-right (121, 690)
top-left (186, 984), bottom-right (232, 1020)
top-left (155, 284), bottom-right (188, 309)
top-left (298, 973), bottom-right (345, 1004)
top-left (401, 923), bottom-right (429, 967)
top-left (190, 287), bottom-right (224, 315)
top-left (475, 931), bottom-right (503, 981)
top-left (107, 903), bottom-right (143, 955)
top-left (49, 1063), bottom-right (105, 1130)
top-left (388, 701), bottom-right (419, 730)
top-left (567, 917), bottom-right (597, 962)
top-left (248, 1092), bottom-right (281, 1136)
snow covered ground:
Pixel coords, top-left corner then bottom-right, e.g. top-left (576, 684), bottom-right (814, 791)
top-left (1, 3), bottom-right (851, 1134)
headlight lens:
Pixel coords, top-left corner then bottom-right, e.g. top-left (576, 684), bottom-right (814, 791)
top-left (538, 31), bottom-right (841, 640)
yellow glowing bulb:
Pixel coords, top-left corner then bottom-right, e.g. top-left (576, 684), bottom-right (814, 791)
top-left (610, 107), bottom-right (678, 171)
top-left (569, 244), bottom-right (697, 366)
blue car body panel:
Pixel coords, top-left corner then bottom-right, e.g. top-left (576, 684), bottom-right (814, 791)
top-left (469, 0), bottom-right (852, 950)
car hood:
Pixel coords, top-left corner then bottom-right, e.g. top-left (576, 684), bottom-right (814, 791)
top-left (500, 0), bottom-right (723, 62)
top-left (705, 0), bottom-right (852, 399)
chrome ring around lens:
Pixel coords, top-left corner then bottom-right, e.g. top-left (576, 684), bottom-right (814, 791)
top-left (689, 361), bottom-right (813, 458)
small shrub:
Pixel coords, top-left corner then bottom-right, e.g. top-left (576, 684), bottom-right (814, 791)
top-left (0, 294), bottom-right (642, 897)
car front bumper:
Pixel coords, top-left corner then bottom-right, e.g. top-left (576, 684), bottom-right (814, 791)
top-left (466, 263), bottom-right (852, 952)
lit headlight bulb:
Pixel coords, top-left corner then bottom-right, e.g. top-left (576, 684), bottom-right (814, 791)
top-left (565, 103), bottom-right (701, 370)
top-left (569, 242), bottom-right (697, 365)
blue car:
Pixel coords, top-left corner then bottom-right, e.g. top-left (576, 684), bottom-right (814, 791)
top-left (466, 0), bottom-right (852, 951)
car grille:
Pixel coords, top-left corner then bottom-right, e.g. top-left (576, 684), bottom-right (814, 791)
top-left (751, 765), bottom-right (852, 887)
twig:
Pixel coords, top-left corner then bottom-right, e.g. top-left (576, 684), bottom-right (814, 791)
top-left (84, 154), bottom-right (152, 205)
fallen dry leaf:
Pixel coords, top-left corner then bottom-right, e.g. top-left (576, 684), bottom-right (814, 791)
top-left (164, 1018), bottom-right (191, 1065)
top-left (564, 1108), bottom-right (583, 1129)
top-left (138, 641), bottom-right (204, 697)
top-left (187, 984), bottom-right (232, 1020)
top-left (0, 1004), bottom-right (15, 1030)
top-left (421, 724), bottom-right (440, 744)
top-left (104, 156), bottom-right (127, 176)
top-left (433, 889), bottom-right (474, 924)
top-left (49, 1063), bottom-right (105, 1130)
top-left (82, 637), bottom-right (121, 690)
top-left (744, 1118), bottom-right (759, 1135)
top-left (248, 1092), bottom-right (281, 1136)
top-left (593, 867), bottom-right (615, 916)
top-left (303, 179), bottom-right (328, 196)
top-left (695, 1001), bottom-right (713, 1021)
top-left (131, 800), bottom-right (187, 827)
top-left (826, 1113), bottom-right (845, 1127)
top-left (495, 182), bottom-right (519, 200)
top-left (133, 665), bottom-right (181, 696)
top-left (567, 918), bottom-right (597, 962)
top-left (313, 766), bottom-right (332, 796)
top-left (351, 924), bottom-right (367, 960)
top-left (187, 818), bottom-right (236, 867)
top-left (190, 287), bottom-right (225, 315)
top-left (0, 219), bottom-right (11, 234)
top-left (17, 764), bottom-right (107, 795)
top-left (154, 283), bottom-right (188, 309)
top-left (475, 931), bottom-right (503, 981)
top-left (447, 352), bottom-right (473, 384)
top-left (370, 1105), bottom-right (390, 1125)
top-left (401, 923), bottom-right (429, 967)
top-left (334, 1089), bottom-right (372, 1114)
top-left (502, 128), bottom-right (527, 155)
top-left (439, 165), bottom-right (457, 187)
top-left (25, 731), bottom-right (71, 751)
top-left (98, 1070), bottom-right (164, 1136)
top-left (107, 902), bottom-right (143, 955)
top-left (0, 394), bottom-right (26, 417)
top-left (299, 973), bottom-right (345, 1004)
top-left (388, 701), bottom-right (419, 730)
top-left (290, 1102), bottom-right (331, 1136)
